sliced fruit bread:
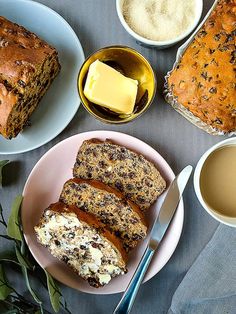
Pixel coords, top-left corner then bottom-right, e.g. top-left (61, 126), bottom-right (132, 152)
top-left (34, 202), bottom-right (127, 288)
top-left (60, 178), bottom-right (148, 251)
top-left (73, 139), bottom-right (166, 211)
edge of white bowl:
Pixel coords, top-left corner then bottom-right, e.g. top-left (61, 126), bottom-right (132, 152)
top-left (194, 137), bottom-right (236, 227)
top-left (116, 0), bottom-right (203, 47)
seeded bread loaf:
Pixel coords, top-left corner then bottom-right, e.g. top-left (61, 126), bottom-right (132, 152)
top-left (167, 0), bottom-right (236, 133)
top-left (0, 16), bottom-right (60, 139)
top-left (60, 178), bottom-right (148, 250)
top-left (34, 202), bottom-right (127, 288)
top-left (73, 139), bottom-right (166, 211)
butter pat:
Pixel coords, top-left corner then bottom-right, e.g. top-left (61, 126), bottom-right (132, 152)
top-left (84, 60), bottom-right (138, 115)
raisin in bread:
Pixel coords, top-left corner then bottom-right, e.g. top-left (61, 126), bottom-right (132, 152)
top-left (60, 178), bottom-right (148, 250)
top-left (0, 16), bottom-right (60, 139)
top-left (73, 139), bottom-right (166, 211)
top-left (34, 202), bottom-right (127, 288)
top-left (167, 0), bottom-right (236, 133)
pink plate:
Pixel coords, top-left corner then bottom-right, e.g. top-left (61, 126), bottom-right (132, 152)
top-left (22, 131), bottom-right (184, 294)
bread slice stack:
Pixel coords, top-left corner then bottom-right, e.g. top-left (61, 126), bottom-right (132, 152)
top-left (34, 139), bottom-right (166, 287)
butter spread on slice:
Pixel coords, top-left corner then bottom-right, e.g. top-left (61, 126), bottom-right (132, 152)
top-left (84, 59), bottom-right (138, 115)
top-left (97, 273), bottom-right (111, 285)
top-left (89, 247), bottom-right (103, 266)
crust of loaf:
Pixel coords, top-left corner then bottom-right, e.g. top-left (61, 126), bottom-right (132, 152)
top-left (65, 178), bottom-right (147, 225)
top-left (60, 178), bottom-right (148, 250)
top-left (167, 0), bottom-right (236, 133)
top-left (34, 202), bottom-right (128, 287)
top-left (0, 16), bottom-right (56, 87)
top-left (50, 202), bottom-right (127, 263)
top-left (0, 16), bottom-right (60, 139)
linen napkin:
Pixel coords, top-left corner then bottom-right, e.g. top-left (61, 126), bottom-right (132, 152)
top-left (168, 224), bottom-right (236, 314)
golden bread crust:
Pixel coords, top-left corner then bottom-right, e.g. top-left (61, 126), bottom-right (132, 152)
top-left (168, 0), bottom-right (236, 133)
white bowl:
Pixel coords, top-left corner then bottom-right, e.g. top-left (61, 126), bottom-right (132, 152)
top-left (194, 138), bottom-right (236, 228)
top-left (116, 0), bottom-right (203, 49)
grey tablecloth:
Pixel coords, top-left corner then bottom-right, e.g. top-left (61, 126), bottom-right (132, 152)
top-left (168, 225), bottom-right (236, 314)
top-left (0, 0), bottom-right (231, 313)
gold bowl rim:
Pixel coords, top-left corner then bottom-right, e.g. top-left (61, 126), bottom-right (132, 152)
top-left (77, 45), bottom-right (157, 124)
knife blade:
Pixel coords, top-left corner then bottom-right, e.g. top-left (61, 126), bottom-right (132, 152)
top-left (113, 165), bottom-right (193, 314)
top-left (149, 164), bottom-right (193, 250)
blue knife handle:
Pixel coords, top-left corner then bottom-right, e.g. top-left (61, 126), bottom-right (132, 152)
top-left (113, 247), bottom-right (155, 314)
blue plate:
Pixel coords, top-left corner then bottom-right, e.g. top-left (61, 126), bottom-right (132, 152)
top-left (0, 0), bottom-right (84, 154)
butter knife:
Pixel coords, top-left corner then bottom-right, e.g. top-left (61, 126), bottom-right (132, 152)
top-left (113, 165), bottom-right (193, 314)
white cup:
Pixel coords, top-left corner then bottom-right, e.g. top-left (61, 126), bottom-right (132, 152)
top-left (116, 0), bottom-right (203, 49)
top-left (194, 137), bottom-right (236, 227)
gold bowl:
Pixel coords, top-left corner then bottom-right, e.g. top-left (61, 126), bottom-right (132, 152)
top-left (78, 46), bottom-right (156, 124)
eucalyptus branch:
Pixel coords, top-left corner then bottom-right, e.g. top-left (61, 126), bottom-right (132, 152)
top-left (0, 204), bottom-right (7, 227)
top-left (0, 234), bottom-right (13, 240)
top-left (11, 291), bottom-right (39, 307)
top-left (0, 160), bottom-right (72, 314)
top-left (0, 270), bottom-right (32, 306)
top-left (1, 297), bottom-right (25, 313)
top-left (0, 258), bottom-right (22, 267)
top-left (37, 274), bottom-right (49, 291)
top-left (0, 160), bottom-right (9, 188)
top-left (11, 294), bottom-right (53, 314)
top-left (59, 299), bottom-right (73, 314)
top-left (7, 288), bottom-right (44, 312)
top-left (2, 296), bottom-right (53, 314)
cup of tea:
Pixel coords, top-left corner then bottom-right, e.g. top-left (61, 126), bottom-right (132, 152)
top-left (194, 137), bottom-right (236, 227)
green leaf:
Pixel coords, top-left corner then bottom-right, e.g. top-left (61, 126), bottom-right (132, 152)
top-left (0, 160), bottom-right (9, 187)
top-left (0, 265), bottom-right (13, 300)
top-left (0, 203), bottom-right (7, 227)
top-left (22, 266), bottom-right (42, 306)
top-left (21, 267), bottom-right (44, 313)
top-left (15, 245), bottom-right (31, 269)
top-left (44, 271), bottom-right (61, 313)
top-left (0, 258), bottom-right (22, 267)
top-left (20, 235), bottom-right (27, 256)
top-left (7, 196), bottom-right (23, 241)
top-left (0, 250), bottom-right (20, 261)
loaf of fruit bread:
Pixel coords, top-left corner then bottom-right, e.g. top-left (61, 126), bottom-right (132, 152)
top-left (73, 139), bottom-right (166, 211)
top-left (166, 0), bottom-right (236, 133)
top-left (34, 202), bottom-right (127, 288)
top-left (0, 16), bottom-right (60, 139)
top-left (60, 178), bottom-right (148, 250)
